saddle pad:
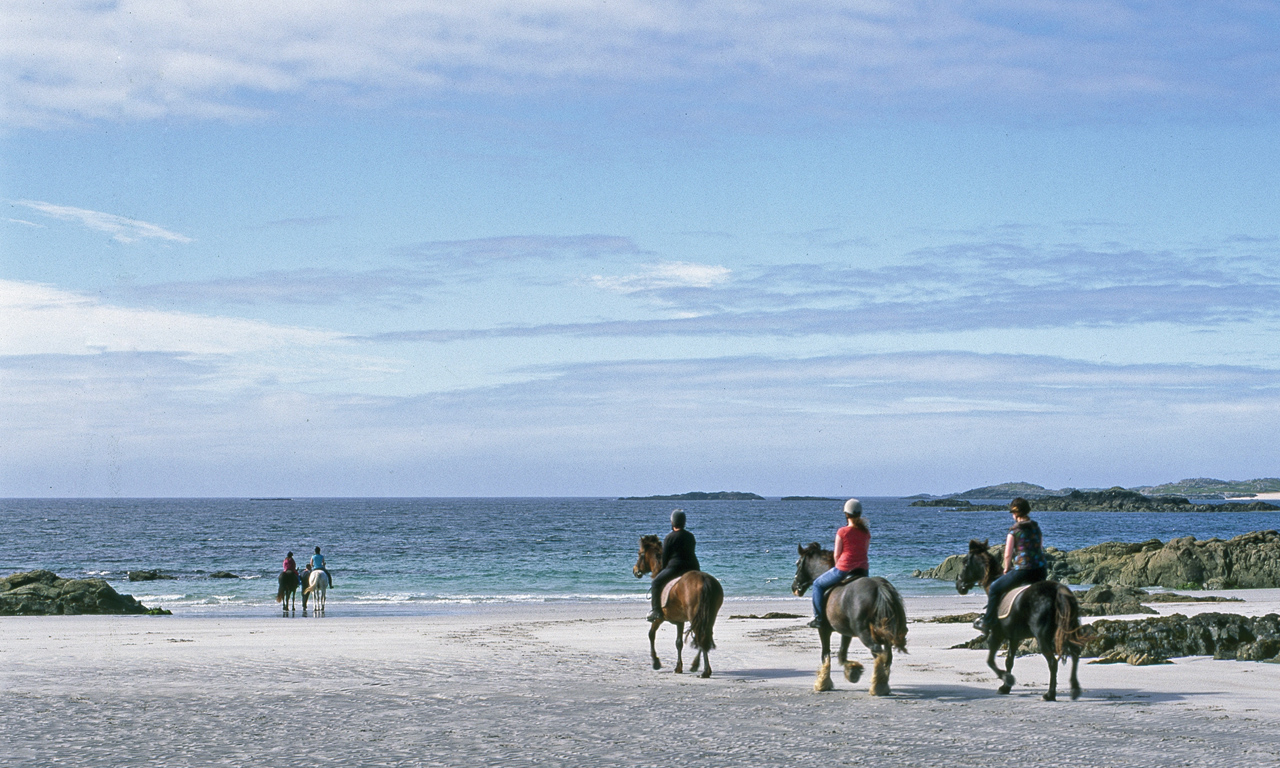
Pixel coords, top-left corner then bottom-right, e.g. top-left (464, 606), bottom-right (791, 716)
top-left (997, 584), bottom-right (1033, 619)
top-left (660, 576), bottom-right (684, 607)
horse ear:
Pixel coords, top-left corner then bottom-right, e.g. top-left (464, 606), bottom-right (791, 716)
top-left (798, 544), bottom-right (806, 555)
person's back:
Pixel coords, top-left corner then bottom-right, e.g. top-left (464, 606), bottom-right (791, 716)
top-left (310, 547), bottom-right (333, 587)
top-left (662, 527), bottom-right (699, 573)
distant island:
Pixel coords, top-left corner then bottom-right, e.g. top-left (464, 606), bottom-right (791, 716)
top-left (780, 496), bottom-right (843, 501)
top-left (913, 477), bottom-right (1280, 501)
top-left (910, 487), bottom-right (1279, 513)
top-left (618, 491), bottom-right (765, 501)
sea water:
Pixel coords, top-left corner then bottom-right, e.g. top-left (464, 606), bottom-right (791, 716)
top-left (2, 497), bottom-right (1277, 616)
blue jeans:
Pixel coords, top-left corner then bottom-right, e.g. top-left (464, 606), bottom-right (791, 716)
top-left (812, 567), bottom-right (868, 620)
top-left (982, 566), bottom-right (1047, 625)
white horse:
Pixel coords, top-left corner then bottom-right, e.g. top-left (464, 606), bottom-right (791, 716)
top-left (304, 569), bottom-right (328, 614)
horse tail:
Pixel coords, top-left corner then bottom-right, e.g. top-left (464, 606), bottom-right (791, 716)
top-left (869, 578), bottom-right (908, 654)
top-left (691, 574), bottom-right (722, 652)
top-left (1053, 583), bottom-right (1085, 660)
top-left (275, 572), bottom-right (287, 603)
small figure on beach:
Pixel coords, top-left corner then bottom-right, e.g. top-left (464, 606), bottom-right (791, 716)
top-left (310, 546), bottom-right (333, 588)
top-left (973, 497), bottom-right (1047, 634)
top-left (807, 498), bottom-right (870, 629)
top-left (646, 510), bottom-right (699, 622)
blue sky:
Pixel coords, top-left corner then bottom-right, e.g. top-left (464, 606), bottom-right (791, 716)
top-left (2, 1), bottom-right (1278, 496)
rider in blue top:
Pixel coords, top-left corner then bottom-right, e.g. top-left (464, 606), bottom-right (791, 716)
top-left (310, 546), bottom-right (333, 587)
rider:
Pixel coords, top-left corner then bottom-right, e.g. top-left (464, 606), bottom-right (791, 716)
top-left (310, 546), bottom-right (333, 588)
top-left (807, 498), bottom-right (870, 628)
top-left (646, 510), bottom-right (699, 622)
top-left (974, 497), bottom-right (1048, 634)
top-left (283, 551), bottom-right (297, 574)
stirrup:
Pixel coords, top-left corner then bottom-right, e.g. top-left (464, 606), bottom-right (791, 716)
top-left (806, 617), bottom-right (824, 629)
top-left (646, 610), bottom-right (662, 622)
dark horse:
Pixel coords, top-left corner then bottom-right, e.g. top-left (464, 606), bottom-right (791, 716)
top-left (792, 543), bottom-right (908, 695)
top-left (275, 569), bottom-right (300, 612)
top-left (955, 539), bottom-right (1086, 701)
top-left (633, 535), bottom-right (724, 678)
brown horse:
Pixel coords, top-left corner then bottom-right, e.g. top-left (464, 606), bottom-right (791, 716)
top-left (275, 570), bottom-right (299, 612)
top-left (955, 539), bottom-right (1085, 701)
top-left (792, 543), bottom-right (908, 695)
top-left (632, 535), bottom-right (724, 678)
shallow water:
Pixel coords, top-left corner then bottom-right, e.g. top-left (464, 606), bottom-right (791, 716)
top-left (2, 497), bottom-right (1276, 616)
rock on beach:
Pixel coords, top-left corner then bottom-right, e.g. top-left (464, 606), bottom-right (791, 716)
top-left (0, 570), bottom-right (163, 615)
top-left (914, 530), bottom-right (1280, 589)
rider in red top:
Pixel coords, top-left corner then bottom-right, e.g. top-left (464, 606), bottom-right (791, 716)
top-left (807, 499), bottom-right (870, 628)
top-left (283, 552), bottom-right (297, 573)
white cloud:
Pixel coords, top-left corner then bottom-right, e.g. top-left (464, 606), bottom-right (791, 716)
top-left (11, 200), bottom-right (192, 243)
top-left (3, 1), bottom-right (1275, 125)
top-left (590, 261), bottom-right (731, 293)
top-left (0, 279), bottom-right (334, 356)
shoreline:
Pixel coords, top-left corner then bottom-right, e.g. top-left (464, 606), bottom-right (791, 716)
top-left (4, 592), bottom-right (1280, 766)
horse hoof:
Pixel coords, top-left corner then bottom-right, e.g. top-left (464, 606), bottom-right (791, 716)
top-left (652, 661), bottom-right (661, 671)
top-left (998, 685), bottom-right (1012, 695)
top-left (843, 662), bottom-right (864, 684)
top-left (700, 670), bottom-right (711, 679)
top-left (674, 666), bottom-right (683, 674)
top-left (871, 685), bottom-right (891, 697)
top-left (1070, 687), bottom-right (1082, 701)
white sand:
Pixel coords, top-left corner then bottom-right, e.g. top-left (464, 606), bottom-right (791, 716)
top-left (3, 592), bottom-right (1280, 767)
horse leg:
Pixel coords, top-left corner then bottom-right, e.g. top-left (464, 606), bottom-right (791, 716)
top-left (986, 630), bottom-right (1014, 694)
top-left (690, 627), bottom-right (702, 674)
top-left (1042, 647), bottom-right (1058, 701)
top-left (838, 634), bottom-right (863, 684)
top-left (674, 621), bottom-right (685, 674)
top-left (814, 626), bottom-right (834, 692)
top-left (1069, 651), bottom-right (1082, 700)
top-left (649, 619), bottom-right (662, 670)
top-left (999, 633), bottom-right (1019, 695)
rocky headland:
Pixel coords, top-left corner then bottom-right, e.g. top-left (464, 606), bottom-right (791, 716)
top-left (910, 488), bottom-right (1278, 512)
top-left (1, 570), bottom-right (169, 615)
top-left (618, 491), bottom-right (765, 500)
top-left (914, 530), bottom-right (1280, 589)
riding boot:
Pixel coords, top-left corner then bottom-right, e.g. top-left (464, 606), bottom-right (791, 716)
top-left (806, 616), bottom-right (824, 629)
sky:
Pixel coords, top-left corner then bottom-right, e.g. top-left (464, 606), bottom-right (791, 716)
top-left (2, 1), bottom-right (1278, 497)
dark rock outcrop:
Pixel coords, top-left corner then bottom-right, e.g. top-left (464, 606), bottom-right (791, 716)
top-left (915, 531), bottom-right (1280, 589)
top-left (0, 570), bottom-right (162, 615)
top-left (128, 570), bottom-right (177, 581)
top-left (909, 498), bottom-right (973, 508)
top-left (618, 491), bottom-right (765, 500)
top-left (208, 571), bottom-right (239, 579)
top-left (952, 612), bottom-right (1280, 664)
top-left (923, 488), bottom-right (1278, 512)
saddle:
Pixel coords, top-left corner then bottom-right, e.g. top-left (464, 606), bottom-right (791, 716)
top-left (997, 584), bottom-right (1034, 619)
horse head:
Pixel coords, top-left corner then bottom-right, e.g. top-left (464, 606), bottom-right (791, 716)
top-left (955, 538), bottom-right (994, 595)
top-left (791, 542), bottom-right (831, 596)
top-left (633, 535), bottom-right (662, 578)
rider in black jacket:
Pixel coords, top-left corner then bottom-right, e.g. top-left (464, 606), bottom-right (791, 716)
top-left (647, 510), bottom-right (700, 622)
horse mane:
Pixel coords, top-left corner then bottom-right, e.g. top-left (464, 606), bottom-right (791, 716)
top-left (800, 541), bottom-right (825, 556)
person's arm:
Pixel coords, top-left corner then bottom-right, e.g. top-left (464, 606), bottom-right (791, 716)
top-left (1003, 532), bottom-right (1015, 573)
top-left (833, 529), bottom-right (845, 564)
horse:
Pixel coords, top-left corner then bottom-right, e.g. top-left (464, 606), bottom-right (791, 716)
top-left (275, 570), bottom-right (300, 612)
top-left (632, 535), bottom-right (724, 678)
top-left (955, 539), bottom-right (1085, 701)
top-left (303, 567), bottom-right (328, 614)
top-left (792, 543), bottom-right (908, 695)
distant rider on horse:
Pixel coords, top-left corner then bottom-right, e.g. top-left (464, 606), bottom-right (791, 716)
top-left (311, 546), bottom-right (334, 588)
top-left (646, 510), bottom-right (699, 622)
top-left (283, 551), bottom-right (297, 574)
top-left (974, 497), bottom-right (1047, 634)
top-left (807, 498), bottom-right (870, 628)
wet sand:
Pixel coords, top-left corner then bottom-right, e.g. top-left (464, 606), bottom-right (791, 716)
top-left (3, 591), bottom-right (1280, 767)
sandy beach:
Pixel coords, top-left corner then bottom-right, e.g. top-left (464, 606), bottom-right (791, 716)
top-left (3, 591), bottom-right (1280, 767)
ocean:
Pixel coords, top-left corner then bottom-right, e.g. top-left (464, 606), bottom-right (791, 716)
top-left (3, 497), bottom-right (1278, 616)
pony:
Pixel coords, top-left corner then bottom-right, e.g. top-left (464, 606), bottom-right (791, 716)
top-left (792, 543), bottom-right (908, 695)
top-left (632, 534), bottom-right (724, 678)
top-left (303, 567), bottom-right (328, 614)
top-left (955, 539), bottom-right (1085, 701)
top-left (275, 569), bottom-right (300, 612)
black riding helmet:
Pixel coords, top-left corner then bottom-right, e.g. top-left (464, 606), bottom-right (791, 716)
top-left (671, 509), bottom-right (686, 529)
